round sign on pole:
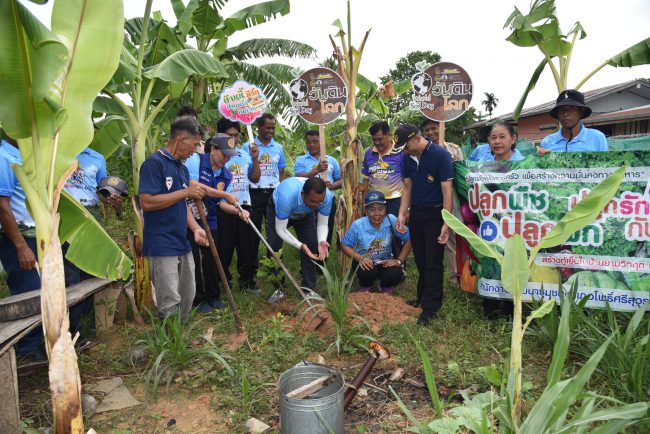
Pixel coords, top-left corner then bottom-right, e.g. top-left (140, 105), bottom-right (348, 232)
top-left (289, 67), bottom-right (348, 125)
top-left (218, 80), bottom-right (268, 125)
top-left (409, 62), bottom-right (472, 122)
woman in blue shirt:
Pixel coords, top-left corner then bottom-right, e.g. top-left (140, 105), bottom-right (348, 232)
top-left (341, 191), bottom-right (411, 294)
top-left (477, 123), bottom-right (524, 162)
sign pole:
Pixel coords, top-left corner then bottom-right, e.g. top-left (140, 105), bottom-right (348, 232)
top-left (246, 124), bottom-right (255, 147)
top-left (439, 122), bottom-right (446, 145)
top-left (318, 124), bottom-right (328, 182)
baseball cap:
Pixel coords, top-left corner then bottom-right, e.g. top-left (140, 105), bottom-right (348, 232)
top-left (97, 176), bottom-right (128, 197)
top-left (394, 123), bottom-right (420, 148)
top-left (365, 191), bottom-right (386, 207)
top-left (209, 133), bottom-right (238, 157)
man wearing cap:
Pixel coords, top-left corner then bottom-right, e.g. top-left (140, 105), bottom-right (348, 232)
top-left (266, 177), bottom-right (333, 299)
top-left (139, 117), bottom-right (209, 322)
top-left (215, 118), bottom-right (262, 296)
top-left (537, 89), bottom-right (608, 155)
top-left (362, 121), bottom-right (404, 217)
top-left (185, 133), bottom-right (247, 312)
top-left (395, 124), bottom-right (454, 326)
top-left (242, 113), bottom-right (286, 276)
top-left (294, 129), bottom-right (341, 244)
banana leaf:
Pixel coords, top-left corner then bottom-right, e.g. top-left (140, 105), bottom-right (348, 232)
top-left (607, 37), bottom-right (650, 68)
top-left (144, 48), bottom-right (228, 82)
top-left (502, 234), bottom-right (529, 297)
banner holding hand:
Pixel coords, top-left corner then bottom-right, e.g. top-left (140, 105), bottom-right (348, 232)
top-left (289, 67), bottom-right (348, 181)
top-left (218, 80), bottom-right (268, 146)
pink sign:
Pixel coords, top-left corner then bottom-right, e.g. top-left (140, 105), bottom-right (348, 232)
top-left (218, 80), bottom-right (267, 125)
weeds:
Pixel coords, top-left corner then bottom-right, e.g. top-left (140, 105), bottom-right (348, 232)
top-left (260, 312), bottom-right (295, 346)
top-left (137, 312), bottom-right (232, 399)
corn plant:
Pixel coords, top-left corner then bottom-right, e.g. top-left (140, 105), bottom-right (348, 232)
top-left (302, 263), bottom-right (373, 354)
top-left (443, 165), bottom-right (648, 432)
top-left (137, 312), bottom-right (232, 400)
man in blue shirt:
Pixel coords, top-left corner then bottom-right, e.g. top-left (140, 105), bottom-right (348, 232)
top-left (396, 124), bottom-right (454, 325)
top-left (185, 133), bottom-right (246, 312)
top-left (537, 89), bottom-right (608, 154)
top-left (0, 137), bottom-right (43, 359)
top-left (241, 113), bottom-right (286, 277)
top-left (138, 117), bottom-right (209, 322)
top-left (266, 177), bottom-right (333, 297)
top-left (215, 119), bottom-right (262, 296)
top-left (294, 130), bottom-right (341, 244)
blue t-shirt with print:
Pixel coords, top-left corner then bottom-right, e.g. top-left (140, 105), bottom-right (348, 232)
top-left (294, 153), bottom-right (341, 184)
top-left (185, 153), bottom-right (232, 230)
top-left (272, 177), bottom-right (333, 220)
top-left (225, 149), bottom-right (254, 206)
top-left (139, 149), bottom-right (191, 257)
top-left (540, 125), bottom-right (608, 152)
top-left (242, 137), bottom-right (286, 189)
top-left (342, 215), bottom-right (409, 261)
top-left (0, 141), bottom-right (35, 233)
top-left (64, 147), bottom-right (108, 207)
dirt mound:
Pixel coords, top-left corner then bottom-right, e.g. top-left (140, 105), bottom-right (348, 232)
top-left (262, 292), bottom-right (419, 335)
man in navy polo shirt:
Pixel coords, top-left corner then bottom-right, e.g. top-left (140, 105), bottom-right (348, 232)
top-left (537, 89), bottom-right (608, 155)
top-left (266, 177), bottom-right (333, 299)
top-left (139, 117), bottom-right (209, 322)
top-left (185, 133), bottom-right (248, 312)
top-left (396, 124), bottom-right (454, 325)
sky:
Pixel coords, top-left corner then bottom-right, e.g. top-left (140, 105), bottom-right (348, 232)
top-left (24, 0), bottom-right (650, 118)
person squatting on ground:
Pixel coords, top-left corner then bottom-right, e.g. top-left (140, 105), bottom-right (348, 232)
top-left (362, 121), bottom-right (404, 217)
top-left (185, 133), bottom-right (249, 313)
top-left (294, 130), bottom-right (341, 245)
top-left (396, 124), bottom-right (454, 326)
top-left (138, 117), bottom-right (209, 322)
top-left (265, 177), bottom-right (333, 299)
top-left (215, 118), bottom-right (262, 296)
top-left (242, 113), bottom-right (286, 276)
top-left (341, 191), bottom-right (411, 294)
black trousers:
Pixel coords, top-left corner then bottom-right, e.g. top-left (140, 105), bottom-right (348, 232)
top-left (250, 188), bottom-right (274, 272)
top-left (265, 197), bottom-right (319, 290)
top-left (216, 206), bottom-right (256, 288)
top-left (354, 262), bottom-right (404, 288)
top-left (385, 197), bottom-right (401, 218)
top-left (189, 228), bottom-right (220, 305)
top-left (409, 206), bottom-right (445, 312)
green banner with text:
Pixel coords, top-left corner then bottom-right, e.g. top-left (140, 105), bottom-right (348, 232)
top-left (454, 151), bottom-right (650, 312)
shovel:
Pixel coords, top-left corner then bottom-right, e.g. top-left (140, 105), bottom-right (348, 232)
top-left (235, 203), bottom-right (328, 330)
top-left (194, 199), bottom-right (248, 348)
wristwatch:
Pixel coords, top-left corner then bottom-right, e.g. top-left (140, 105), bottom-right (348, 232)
top-left (396, 259), bottom-right (403, 266)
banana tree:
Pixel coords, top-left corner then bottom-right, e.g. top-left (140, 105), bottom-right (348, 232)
top-left (442, 165), bottom-right (625, 430)
top-left (0, 0), bottom-right (129, 432)
top-left (504, 0), bottom-right (650, 119)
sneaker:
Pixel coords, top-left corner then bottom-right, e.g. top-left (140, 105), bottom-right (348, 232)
top-left (417, 309), bottom-right (438, 326)
top-left (381, 287), bottom-right (394, 295)
top-left (358, 286), bottom-right (371, 293)
top-left (197, 302), bottom-right (214, 313)
top-left (243, 286), bottom-right (263, 296)
top-left (210, 299), bottom-right (227, 310)
top-left (267, 290), bottom-right (286, 304)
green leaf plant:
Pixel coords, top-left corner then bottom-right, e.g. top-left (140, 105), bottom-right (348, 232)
top-left (440, 166), bottom-right (648, 432)
top-left (504, 0), bottom-right (650, 119)
top-left (0, 0), bottom-right (128, 431)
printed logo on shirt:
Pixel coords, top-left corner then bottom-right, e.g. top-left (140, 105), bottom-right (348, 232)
top-left (217, 182), bottom-right (225, 191)
top-left (368, 160), bottom-right (395, 181)
top-left (228, 163), bottom-right (243, 175)
top-left (368, 238), bottom-right (387, 260)
top-left (259, 153), bottom-right (276, 177)
top-left (165, 177), bottom-right (173, 190)
top-left (65, 166), bottom-right (98, 193)
top-left (427, 174), bottom-right (435, 183)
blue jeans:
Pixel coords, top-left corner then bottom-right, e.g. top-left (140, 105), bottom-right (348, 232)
top-left (0, 235), bottom-right (42, 356)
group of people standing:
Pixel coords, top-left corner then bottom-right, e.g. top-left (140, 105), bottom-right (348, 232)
top-left (1, 88), bottom-right (610, 359)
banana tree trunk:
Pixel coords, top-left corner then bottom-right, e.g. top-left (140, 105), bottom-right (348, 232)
top-left (40, 216), bottom-right (84, 433)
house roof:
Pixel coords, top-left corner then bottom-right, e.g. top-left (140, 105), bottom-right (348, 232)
top-left (469, 79), bottom-right (650, 129)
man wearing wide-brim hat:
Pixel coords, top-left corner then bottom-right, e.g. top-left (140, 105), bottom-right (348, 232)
top-left (537, 89), bottom-right (608, 155)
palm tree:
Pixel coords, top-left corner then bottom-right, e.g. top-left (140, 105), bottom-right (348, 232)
top-left (482, 92), bottom-right (499, 118)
